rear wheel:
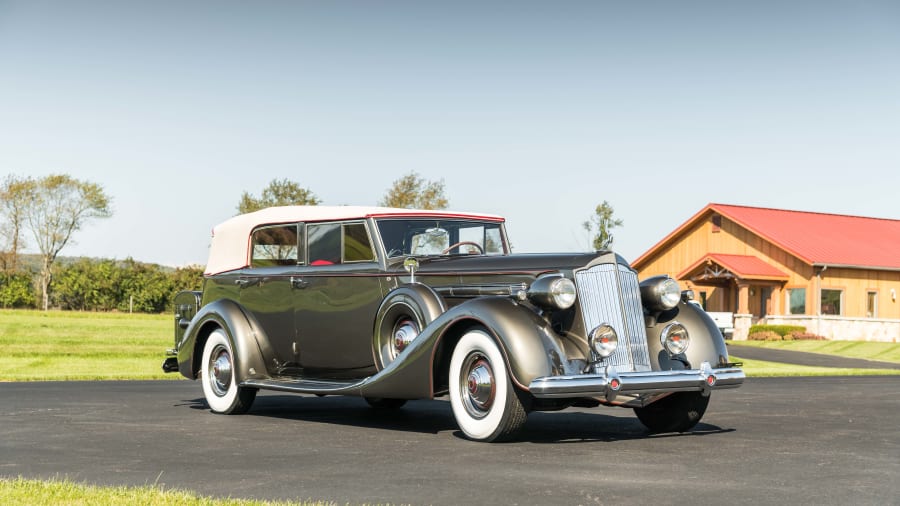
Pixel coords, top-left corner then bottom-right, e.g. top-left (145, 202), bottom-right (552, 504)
top-left (449, 329), bottom-right (527, 442)
top-left (633, 391), bottom-right (709, 433)
top-left (200, 329), bottom-right (257, 414)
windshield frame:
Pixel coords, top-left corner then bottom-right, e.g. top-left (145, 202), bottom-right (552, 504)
top-left (374, 217), bottom-right (510, 259)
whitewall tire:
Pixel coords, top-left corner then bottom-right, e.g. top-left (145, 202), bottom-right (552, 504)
top-left (449, 328), bottom-right (527, 442)
top-left (200, 329), bottom-right (257, 414)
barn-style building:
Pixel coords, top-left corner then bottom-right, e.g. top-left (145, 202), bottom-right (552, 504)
top-left (631, 204), bottom-right (900, 342)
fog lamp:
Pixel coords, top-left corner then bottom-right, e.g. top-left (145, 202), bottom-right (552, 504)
top-left (589, 324), bottom-right (618, 358)
top-left (660, 322), bottom-right (690, 355)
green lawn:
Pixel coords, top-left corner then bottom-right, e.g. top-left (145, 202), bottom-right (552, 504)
top-left (0, 477), bottom-right (332, 506)
top-left (3, 309), bottom-right (900, 381)
top-left (728, 339), bottom-right (900, 364)
top-left (0, 309), bottom-right (178, 381)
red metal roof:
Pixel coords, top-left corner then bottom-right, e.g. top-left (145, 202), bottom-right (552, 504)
top-left (677, 253), bottom-right (789, 281)
top-left (634, 203), bottom-right (900, 271)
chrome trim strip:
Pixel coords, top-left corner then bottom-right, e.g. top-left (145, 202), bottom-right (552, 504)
top-left (527, 362), bottom-right (745, 400)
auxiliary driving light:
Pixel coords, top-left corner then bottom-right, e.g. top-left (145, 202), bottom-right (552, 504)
top-left (660, 322), bottom-right (690, 355)
top-left (589, 324), bottom-right (618, 358)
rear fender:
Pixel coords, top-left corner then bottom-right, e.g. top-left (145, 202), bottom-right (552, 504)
top-left (176, 299), bottom-right (270, 382)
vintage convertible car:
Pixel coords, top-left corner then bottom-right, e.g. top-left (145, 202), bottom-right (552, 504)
top-left (163, 206), bottom-right (744, 442)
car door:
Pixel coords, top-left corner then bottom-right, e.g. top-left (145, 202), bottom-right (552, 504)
top-left (293, 221), bottom-right (384, 373)
top-left (237, 223), bottom-right (301, 372)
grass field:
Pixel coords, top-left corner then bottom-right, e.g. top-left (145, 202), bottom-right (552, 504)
top-left (2, 309), bottom-right (900, 381)
top-left (0, 478), bottom-right (331, 506)
top-left (728, 339), bottom-right (900, 363)
top-left (0, 309), bottom-right (177, 381)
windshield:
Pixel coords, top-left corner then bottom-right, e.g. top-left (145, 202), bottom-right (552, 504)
top-left (376, 218), bottom-right (507, 258)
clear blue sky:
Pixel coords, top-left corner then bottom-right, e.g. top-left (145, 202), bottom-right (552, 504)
top-left (2, 1), bottom-right (898, 267)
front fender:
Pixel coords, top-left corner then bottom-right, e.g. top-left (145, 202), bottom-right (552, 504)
top-left (646, 300), bottom-right (730, 371)
top-left (359, 297), bottom-right (564, 399)
top-left (176, 298), bottom-right (270, 383)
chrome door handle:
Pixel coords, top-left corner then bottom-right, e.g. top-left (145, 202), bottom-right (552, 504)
top-left (291, 277), bottom-right (309, 289)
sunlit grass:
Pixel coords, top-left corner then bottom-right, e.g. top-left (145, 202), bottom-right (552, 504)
top-left (0, 477), bottom-right (335, 506)
top-left (729, 339), bottom-right (900, 364)
top-left (731, 356), bottom-right (900, 377)
top-left (0, 309), bottom-right (179, 381)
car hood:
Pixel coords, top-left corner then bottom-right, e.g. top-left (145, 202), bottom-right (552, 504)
top-left (387, 251), bottom-right (630, 276)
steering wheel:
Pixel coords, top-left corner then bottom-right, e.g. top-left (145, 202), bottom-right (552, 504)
top-left (441, 241), bottom-right (485, 255)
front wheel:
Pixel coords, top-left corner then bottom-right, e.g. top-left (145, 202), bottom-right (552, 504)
top-left (200, 329), bottom-right (257, 414)
top-left (633, 391), bottom-right (710, 433)
top-left (449, 329), bottom-right (527, 442)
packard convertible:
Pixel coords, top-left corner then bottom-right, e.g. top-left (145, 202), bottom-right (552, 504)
top-left (163, 206), bottom-right (744, 442)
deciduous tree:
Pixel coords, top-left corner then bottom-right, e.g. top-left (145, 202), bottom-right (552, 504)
top-left (238, 178), bottom-right (321, 214)
top-left (583, 201), bottom-right (623, 250)
top-left (0, 175), bottom-right (31, 273)
top-left (379, 171), bottom-right (449, 209)
top-left (22, 174), bottom-right (112, 310)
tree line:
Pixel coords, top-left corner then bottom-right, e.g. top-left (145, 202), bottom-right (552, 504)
top-left (0, 257), bottom-right (203, 312)
top-left (1, 171), bottom-right (621, 313)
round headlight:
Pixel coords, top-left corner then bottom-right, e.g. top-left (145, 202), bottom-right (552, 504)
top-left (527, 276), bottom-right (577, 310)
top-left (640, 276), bottom-right (682, 311)
top-left (589, 324), bottom-right (618, 358)
top-left (549, 278), bottom-right (576, 309)
top-left (660, 322), bottom-right (690, 355)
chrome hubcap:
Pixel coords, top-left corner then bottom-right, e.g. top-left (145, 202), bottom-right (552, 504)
top-left (208, 345), bottom-right (232, 397)
top-left (391, 318), bottom-right (419, 359)
top-left (461, 354), bottom-right (495, 419)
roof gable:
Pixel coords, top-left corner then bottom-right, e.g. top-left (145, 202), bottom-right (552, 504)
top-left (677, 253), bottom-right (789, 282)
top-left (634, 203), bottom-right (900, 271)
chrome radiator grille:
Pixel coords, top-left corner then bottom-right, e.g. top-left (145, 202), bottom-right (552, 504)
top-left (574, 263), bottom-right (651, 372)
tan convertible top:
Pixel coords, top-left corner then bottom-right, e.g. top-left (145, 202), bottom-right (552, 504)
top-left (204, 206), bottom-right (505, 275)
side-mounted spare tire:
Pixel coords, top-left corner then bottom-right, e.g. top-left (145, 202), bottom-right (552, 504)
top-left (373, 284), bottom-right (447, 370)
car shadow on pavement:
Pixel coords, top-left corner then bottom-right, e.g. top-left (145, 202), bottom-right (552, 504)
top-left (506, 411), bottom-right (734, 444)
top-left (178, 394), bottom-right (459, 434)
top-left (177, 394), bottom-right (733, 442)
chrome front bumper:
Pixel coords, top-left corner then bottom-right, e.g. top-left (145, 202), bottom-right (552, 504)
top-left (528, 361), bottom-right (745, 402)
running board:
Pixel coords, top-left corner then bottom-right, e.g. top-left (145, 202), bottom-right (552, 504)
top-left (241, 377), bottom-right (367, 396)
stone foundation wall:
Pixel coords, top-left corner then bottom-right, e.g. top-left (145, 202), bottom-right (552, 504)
top-left (762, 315), bottom-right (900, 343)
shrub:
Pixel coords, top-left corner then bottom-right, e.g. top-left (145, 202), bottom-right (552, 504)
top-left (748, 331), bottom-right (783, 341)
top-left (0, 273), bottom-right (36, 308)
top-left (787, 330), bottom-right (827, 341)
top-left (748, 324), bottom-right (806, 337)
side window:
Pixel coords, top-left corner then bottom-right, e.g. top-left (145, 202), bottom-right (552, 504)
top-left (343, 223), bottom-right (375, 262)
top-left (308, 223), bottom-right (341, 265)
top-left (250, 225), bottom-right (298, 267)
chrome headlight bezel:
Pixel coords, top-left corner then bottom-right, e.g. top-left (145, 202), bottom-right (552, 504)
top-left (527, 276), bottom-right (577, 310)
top-left (660, 321), bottom-right (690, 355)
top-left (640, 276), bottom-right (682, 312)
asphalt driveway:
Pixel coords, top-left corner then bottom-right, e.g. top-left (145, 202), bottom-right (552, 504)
top-left (2, 377), bottom-right (899, 505)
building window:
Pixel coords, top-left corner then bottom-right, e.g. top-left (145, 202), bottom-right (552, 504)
top-left (821, 289), bottom-right (842, 316)
top-left (699, 291), bottom-right (708, 310)
top-left (711, 215), bottom-right (722, 233)
top-left (787, 288), bottom-right (806, 315)
top-left (867, 291), bottom-right (877, 318)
